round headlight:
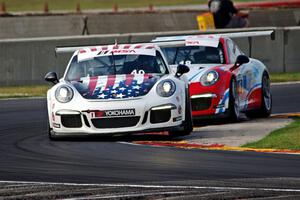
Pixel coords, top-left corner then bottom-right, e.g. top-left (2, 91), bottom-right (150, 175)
top-left (55, 85), bottom-right (74, 103)
top-left (157, 80), bottom-right (176, 97)
top-left (200, 70), bottom-right (219, 86)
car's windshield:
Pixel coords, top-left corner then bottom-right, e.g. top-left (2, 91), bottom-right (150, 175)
top-left (66, 53), bottom-right (168, 81)
top-left (161, 45), bottom-right (225, 65)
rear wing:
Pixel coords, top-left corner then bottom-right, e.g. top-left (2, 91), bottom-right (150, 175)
top-left (55, 46), bottom-right (99, 54)
top-left (152, 30), bottom-right (275, 57)
top-left (152, 30), bottom-right (274, 43)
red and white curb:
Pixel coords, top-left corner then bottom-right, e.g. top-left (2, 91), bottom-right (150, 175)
top-left (130, 113), bottom-right (300, 155)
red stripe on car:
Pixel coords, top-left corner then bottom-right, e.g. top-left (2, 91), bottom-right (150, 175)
top-left (123, 44), bottom-right (131, 49)
top-left (125, 74), bottom-right (134, 86)
top-left (134, 44), bottom-right (143, 49)
top-left (105, 75), bottom-right (116, 89)
top-left (88, 76), bottom-right (98, 95)
top-left (90, 47), bottom-right (97, 52)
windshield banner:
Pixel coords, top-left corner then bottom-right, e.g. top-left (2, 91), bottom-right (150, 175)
top-left (185, 36), bottom-right (219, 48)
top-left (78, 48), bottom-right (156, 62)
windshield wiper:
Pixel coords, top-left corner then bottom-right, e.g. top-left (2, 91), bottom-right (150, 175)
top-left (111, 51), bottom-right (117, 74)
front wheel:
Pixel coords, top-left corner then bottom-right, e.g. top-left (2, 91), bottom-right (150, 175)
top-left (48, 126), bottom-right (61, 141)
top-left (169, 92), bottom-right (193, 137)
top-left (228, 77), bottom-right (240, 121)
top-left (246, 71), bottom-right (272, 118)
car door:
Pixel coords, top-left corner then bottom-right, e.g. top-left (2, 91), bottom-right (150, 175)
top-left (226, 38), bottom-right (253, 110)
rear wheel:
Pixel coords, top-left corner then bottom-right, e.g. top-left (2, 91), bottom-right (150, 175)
top-left (169, 91), bottom-right (193, 137)
top-left (228, 77), bottom-right (240, 121)
top-left (246, 71), bottom-right (272, 118)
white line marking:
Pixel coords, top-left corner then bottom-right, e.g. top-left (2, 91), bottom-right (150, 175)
top-left (118, 141), bottom-right (143, 146)
top-left (63, 191), bottom-right (188, 200)
top-left (1, 180), bottom-right (300, 193)
top-left (271, 81), bottom-right (300, 86)
top-left (0, 97), bottom-right (45, 101)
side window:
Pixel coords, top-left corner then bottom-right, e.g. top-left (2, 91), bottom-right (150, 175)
top-left (235, 45), bottom-right (244, 56)
top-left (226, 39), bottom-right (237, 64)
top-left (227, 39), bottom-right (243, 64)
top-left (156, 51), bottom-right (168, 74)
top-left (161, 47), bottom-right (176, 65)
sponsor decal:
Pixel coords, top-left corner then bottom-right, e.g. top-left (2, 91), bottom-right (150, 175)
top-left (178, 105), bottom-right (182, 115)
top-left (186, 41), bottom-right (201, 46)
top-left (92, 109), bottom-right (135, 118)
top-left (173, 116), bottom-right (182, 122)
top-left (53, 123), bottom-right (60, 128)
top-left (185, 38), bottom-right (219, 48)
top-left (52, 112), bottom-right (55, 122)
top-left (98, 49), bottom-right (137, 55)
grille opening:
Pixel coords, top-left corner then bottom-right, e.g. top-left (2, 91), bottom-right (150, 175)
top-left (142, 111), bottom-right (148, 124)
top-left (191, 97), bottom-right (212, 111)
top-left (83, 114), bottom-right (91, 127)
top-left (61, 114), bottom-right (82, 128)
top-left (91, 117), bottom-right (140, 128)
top-left (150, 109), bottom-right (171, 124)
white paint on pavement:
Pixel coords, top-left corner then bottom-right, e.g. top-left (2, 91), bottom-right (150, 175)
top-left (1, 180), bottom-right (300, 193)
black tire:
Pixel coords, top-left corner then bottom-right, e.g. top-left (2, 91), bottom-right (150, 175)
top-left (228, 77), bottom-right (240, 121)
top-left (48, 123), bottom-right (67, 141)
top-left (48, 126), bottom-right (60, 141)
top-left (246, 71), bottom-right (272, 118)
top-left (169, 90), bottom-right (193, 137)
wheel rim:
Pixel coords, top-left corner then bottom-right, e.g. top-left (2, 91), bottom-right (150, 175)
top-left (232, 80), bottom-right (240, 118)
top-left (263, 76), bottom-right (271, 111)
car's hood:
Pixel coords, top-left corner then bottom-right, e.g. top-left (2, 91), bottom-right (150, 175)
top-left (71, 74), bottom-right (161, 100)
top-left (171, 64), bottom-right (228, 83)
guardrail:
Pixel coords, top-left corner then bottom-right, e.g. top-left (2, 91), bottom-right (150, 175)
top-left (0, 27), bottom-right (299, 85)
top-left (0, 9), bottom-right (299, 39)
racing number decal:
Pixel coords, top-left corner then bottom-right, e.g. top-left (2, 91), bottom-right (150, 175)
top-left (237, 74), bottom-right (243, 95)
top-left (179, 60), bottom-right (192, 65)
top-left (131, 69), bottom-right (145, 75)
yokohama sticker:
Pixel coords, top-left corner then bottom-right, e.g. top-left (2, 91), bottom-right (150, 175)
top-left (93, 109), bottom-right (135, 118)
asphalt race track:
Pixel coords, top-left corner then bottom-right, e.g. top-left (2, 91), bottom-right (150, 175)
top-left (0, 83), bottom-right (300, 199)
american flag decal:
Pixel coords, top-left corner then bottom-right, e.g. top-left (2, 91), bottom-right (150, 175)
top-left (74, 74), bottom-right (160, 100)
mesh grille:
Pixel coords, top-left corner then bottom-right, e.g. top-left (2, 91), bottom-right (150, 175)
top-left (150, 109), bottom-right (171, 124)
top-left (191, 97), bottom-right (212, 111)
top-left (91, 117), bottom-right (140, 128)
top-left (61, 115), bottom-right (82, 128)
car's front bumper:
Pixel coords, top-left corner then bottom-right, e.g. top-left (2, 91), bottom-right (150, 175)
top-left (189, 83), bottom-right (229, 118)
top-left (49, 97), bottom-right (184, 136)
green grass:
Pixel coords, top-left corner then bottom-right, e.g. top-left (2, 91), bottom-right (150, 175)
top-left (243, 117), bottom-right (300, 150)
top-left (0, 85), bottom-right (50, 99)
top-left (1, 0), bottom-right (266, 12)
top-left (270, 73), bottom-right (300, 83)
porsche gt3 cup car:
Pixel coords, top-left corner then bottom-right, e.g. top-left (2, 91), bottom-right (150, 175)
top-left (152, 31), bottom-right (273, 120)
top-left (45, 43), bottom-right (192, 140)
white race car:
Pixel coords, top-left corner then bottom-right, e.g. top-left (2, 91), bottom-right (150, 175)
top-left (45, 43), bottom-right (192, 140)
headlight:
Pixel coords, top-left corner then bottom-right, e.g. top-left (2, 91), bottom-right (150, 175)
top-left (55, 85), bottom-right (74, 103)
top-left (200, 70), bottom-right (219, 86)
top-left (156, 80), bottom-right (176, 97)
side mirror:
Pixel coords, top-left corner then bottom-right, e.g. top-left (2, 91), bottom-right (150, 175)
top-left (45, 72), bottom-right (59, 84)
top-left (234, 55), bottom-right (250, 67)
top-left (175, 64), bottom-right (190, 78)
